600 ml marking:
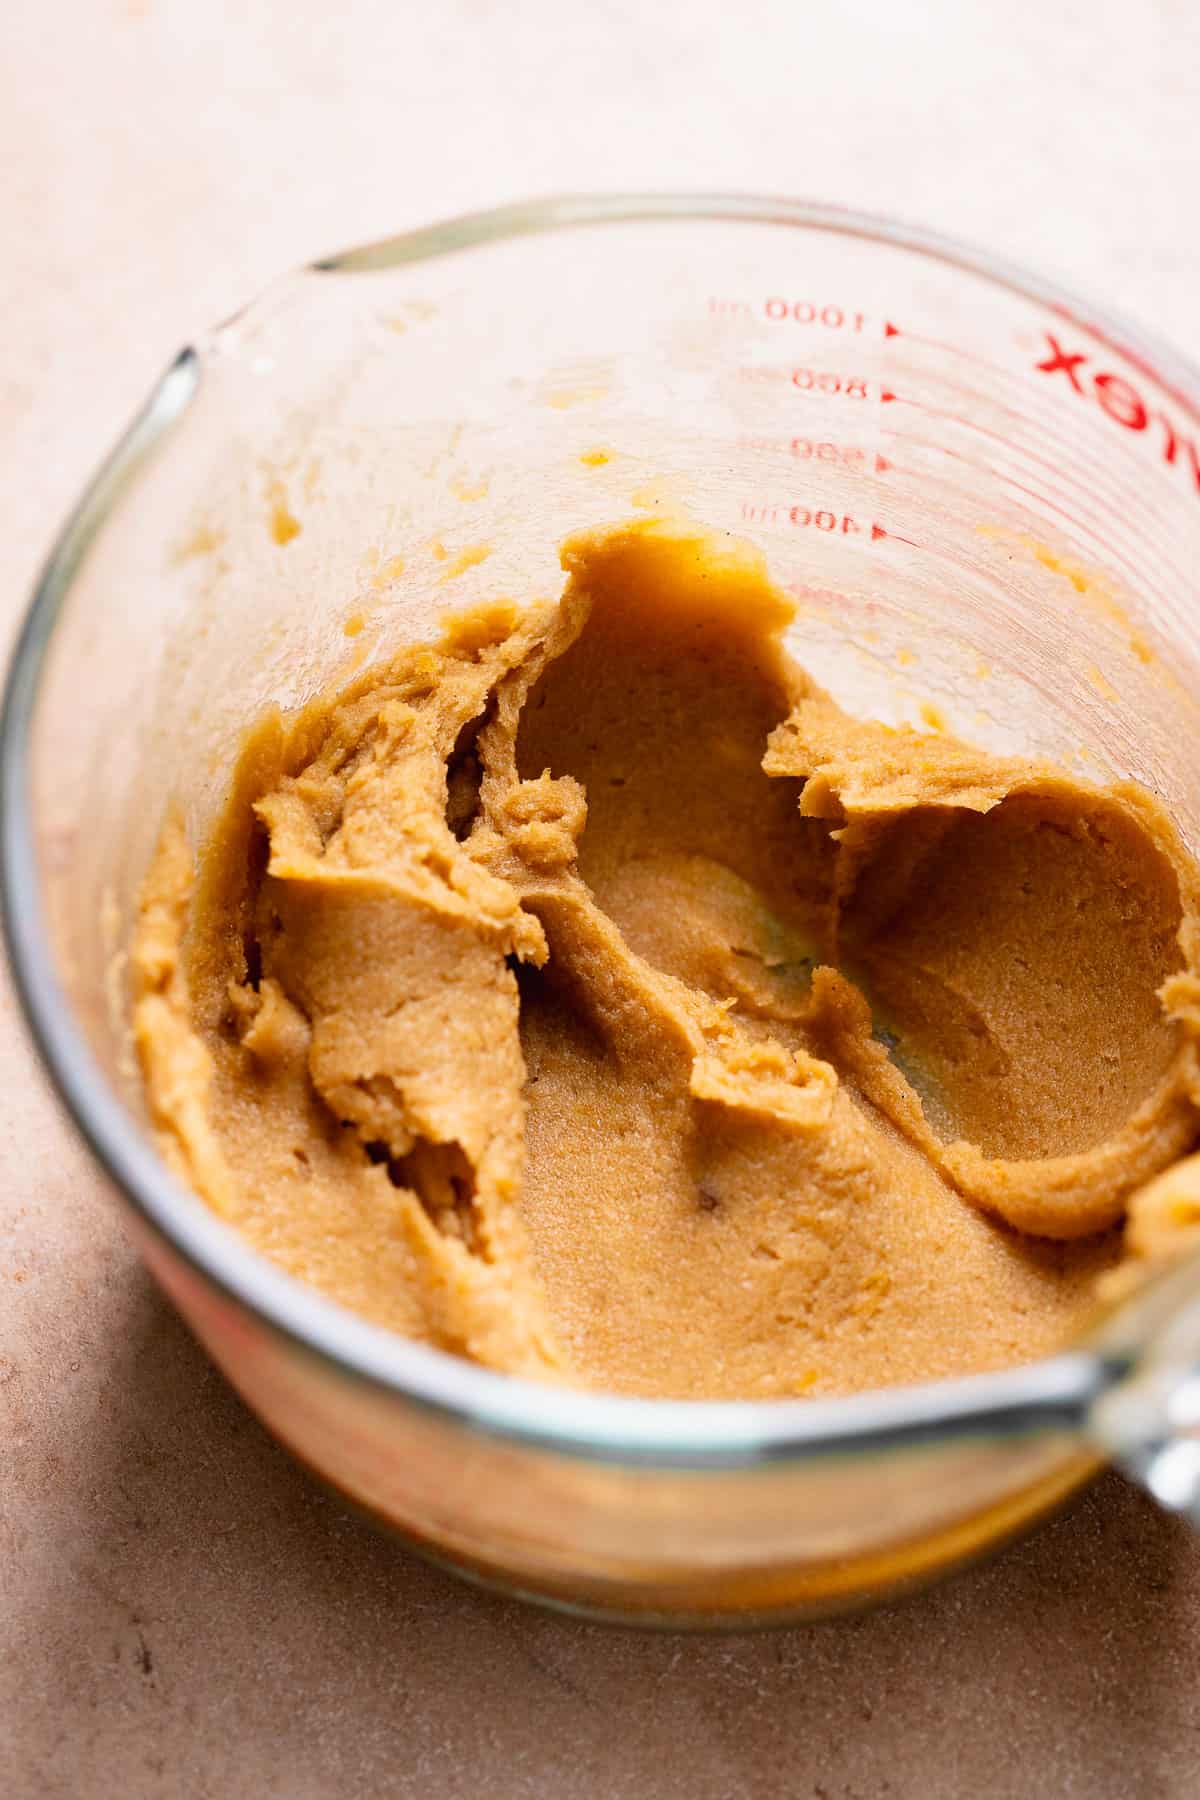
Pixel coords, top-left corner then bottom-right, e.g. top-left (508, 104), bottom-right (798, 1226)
top-left (1036, 332), bottom-right (1200, 495)
top-left (738, 438), bottom-right (891, 471)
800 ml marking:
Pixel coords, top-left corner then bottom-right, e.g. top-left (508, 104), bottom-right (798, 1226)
top-left (792, 368), bottom-right (872, 397)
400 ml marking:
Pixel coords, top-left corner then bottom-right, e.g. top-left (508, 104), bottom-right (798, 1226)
top-left (741, 503), bottom-right (890, 540)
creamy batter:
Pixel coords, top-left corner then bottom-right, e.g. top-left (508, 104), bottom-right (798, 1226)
top-left (132, 520), bottom-right (1200, 1397)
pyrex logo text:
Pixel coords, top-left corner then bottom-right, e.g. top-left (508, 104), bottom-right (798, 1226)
top-left (1036, 333), bottom-right (1200, 494)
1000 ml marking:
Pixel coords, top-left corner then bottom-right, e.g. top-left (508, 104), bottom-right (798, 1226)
top-left (1036, 332), bottom-right (1200, 495)
top-left (709, 298), bottom-right (868, 330)
top-left (765, 299), bottom-right (867, 331)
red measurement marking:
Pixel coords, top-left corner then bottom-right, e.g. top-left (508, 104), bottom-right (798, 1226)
top-left (882, 321), bottom-right (1021, 382)
top-left (765, 299), bottom-right (867, 331)
top-left (1050, 301), bottom-right (1200, 429)
top-left (870, 523), bottom-right (921, 546)
top-left (792, 507), bottom-right (861, 532)
top-left (884, 426), bottom-right (1189, 606)
top-left (880, 381), bottom-right (1107, 480)
top-left (789, 438), bottom-right (874, 466)
top-left (741, 501), bottom-right (891, 539)
top-left (880, 389), bottom-right (897, 404)
top-left (792, 368), bottom-right (872, 398)
top-left (737, 438), bottom-right (891, 473)
top-left (784, 582), bottom-right (855, 607)
top-left (1034, 332), bottom-right (1200, 496)
top-left (1036, 335), bottom-right (1088, 394)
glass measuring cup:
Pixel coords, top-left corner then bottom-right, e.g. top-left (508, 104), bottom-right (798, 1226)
top-left (6, 194), bottom-right (1200, 1625)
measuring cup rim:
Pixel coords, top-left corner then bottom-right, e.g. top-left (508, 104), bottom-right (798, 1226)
top-left (5, 191), bottom-right (1198, 1470)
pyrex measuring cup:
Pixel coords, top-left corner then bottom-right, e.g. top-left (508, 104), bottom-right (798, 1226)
top-left (6, 195), bottom-right (1200, 1625)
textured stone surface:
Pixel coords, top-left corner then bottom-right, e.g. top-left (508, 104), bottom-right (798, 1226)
top-left (3, 2), bottom-right (1200, 1793)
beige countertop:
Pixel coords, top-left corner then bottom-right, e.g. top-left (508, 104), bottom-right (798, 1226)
top-left (4, 3), bottom-right (1200, 1794)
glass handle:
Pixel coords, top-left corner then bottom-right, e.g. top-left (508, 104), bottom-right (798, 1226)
top-left (1097, 1374), bottom-right (1200, 1523)
top-left (1086, 1260), bottom-right (1200, 1524)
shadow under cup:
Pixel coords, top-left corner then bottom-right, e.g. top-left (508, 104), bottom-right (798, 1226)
top-left (8, 196), bottom-right (1200, 1623)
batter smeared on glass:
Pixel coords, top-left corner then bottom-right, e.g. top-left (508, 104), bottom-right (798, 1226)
top-left (132, 520), bottom-right (1200, 1397)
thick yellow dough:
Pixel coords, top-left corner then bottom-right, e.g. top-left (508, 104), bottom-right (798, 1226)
top-left (132, 519), bottom-right (1200, 1398)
